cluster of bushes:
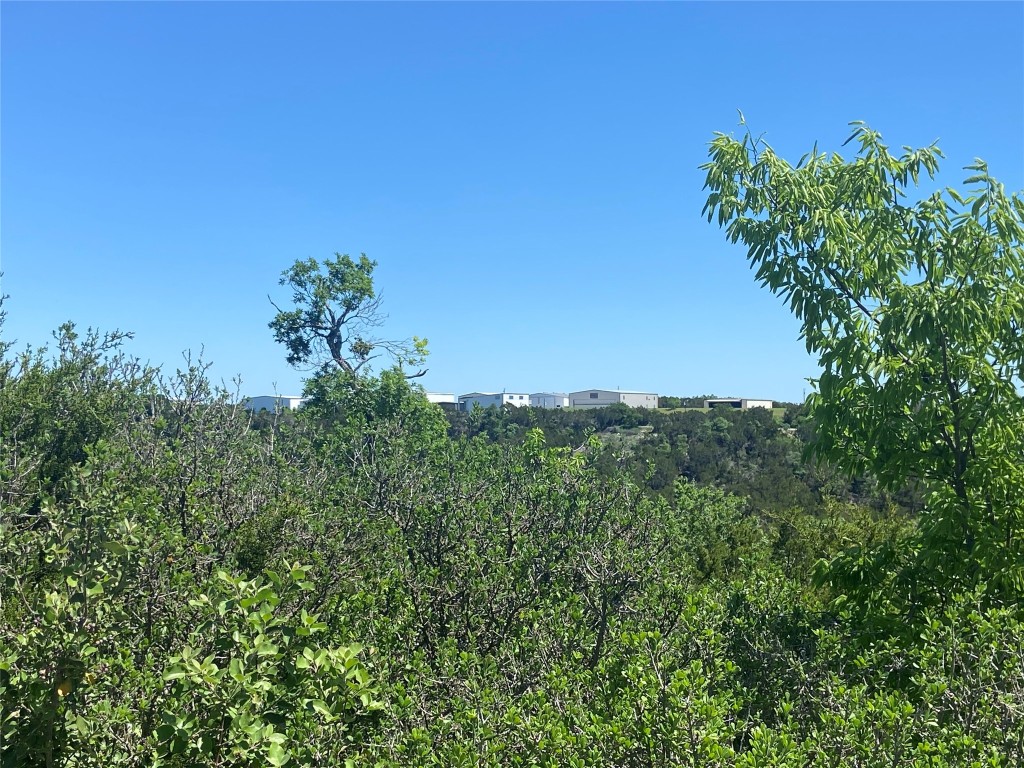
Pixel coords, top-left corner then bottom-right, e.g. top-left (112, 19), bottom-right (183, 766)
top-left (2, 324), bottom-right (1022, 766)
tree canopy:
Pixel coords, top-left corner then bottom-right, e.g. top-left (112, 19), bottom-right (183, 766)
top-left (268, 253), bottom-right (428, 377)
top-left (702, 121), bottom-right (1024, 605)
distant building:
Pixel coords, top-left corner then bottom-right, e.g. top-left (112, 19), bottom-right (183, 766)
top-left (704, 398), bottom-right (774, 410)
top-left (458, 392), bottom-right (530, 411)
top-left (530, 392), bottom-right (569, 409)
top-left (568, 389), bottom-right (658, 409)
top-left (425, 392), bottom-right (457, 405)
top-left (244, 395), bottom-right (306, 412)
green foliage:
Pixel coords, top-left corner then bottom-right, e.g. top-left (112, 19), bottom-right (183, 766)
top-left (268, 253), bottom-right (428, 377)
top-left (442, 401), bottom-right (897, 516)
top-left (703, 121), bottom-right (1024, 609)
top-left (673, 480), bottom-right (764, 581)
top-left (0, 323), bottom-right (152, 512)
top-left (0, 452), bottom-right (377, 767)
top-left (301, 367), bottom-right (448, 441)
top-left (156, 565), bottom-right (378, 767)
top-left (1, 457), bottom-right (154, 768)
top-left (0, 333), bottom-right (380, 767)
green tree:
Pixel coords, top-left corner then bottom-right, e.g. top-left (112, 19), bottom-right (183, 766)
top-left (702, 121), bottom-right (1024, 608)
top-left (0, 322), bottom-right (151, 514)
top-left (269, 253), bottom-right (428, 377)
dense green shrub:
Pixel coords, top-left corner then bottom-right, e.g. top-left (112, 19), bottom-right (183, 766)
top-left (2, 325), bottom-right (1022, 765)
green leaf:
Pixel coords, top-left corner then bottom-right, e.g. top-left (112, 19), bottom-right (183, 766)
top-left (267, 742), bottom-right (289, 766)
top-left (103, 541), bottom-right (128, 556)
top-left (309, 699), bottom-right (333, 719)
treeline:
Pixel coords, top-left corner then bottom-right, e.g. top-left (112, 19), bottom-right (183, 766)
top-left (2, 325), bottom-right (1022, 766)
top-left (444, 402), bottom-right (922, 515)
top-left (656, 395), bottom-right (745, 408)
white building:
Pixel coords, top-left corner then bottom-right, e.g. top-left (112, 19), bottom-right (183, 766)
top-left (425, 392), bottom-right (457, 405)
top-left (458, 392), bottom-right (530, 411)
top-left (704, 398), bottom-right (774, 410)
top-left (568, 389), bottom-right (658, 409)
top-left (244, 395), bottom-right (306, 412)
top-left (530, 392), bottom-right (569, 409)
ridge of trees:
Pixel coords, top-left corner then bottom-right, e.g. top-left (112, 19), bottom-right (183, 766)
top-left (443, 400), bottom-right (922, 516)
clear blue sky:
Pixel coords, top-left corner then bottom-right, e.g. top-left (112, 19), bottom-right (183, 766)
top-left (3, 2), bottom-right (1022, 403)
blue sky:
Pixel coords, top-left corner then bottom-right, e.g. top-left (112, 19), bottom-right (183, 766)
top-left (3, 2), bottom-right (1022, 403)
